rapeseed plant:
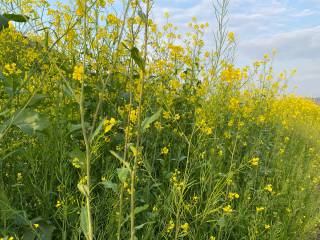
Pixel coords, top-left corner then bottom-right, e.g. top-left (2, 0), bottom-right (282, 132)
top-left (0, 0), bottom-right (320, 239)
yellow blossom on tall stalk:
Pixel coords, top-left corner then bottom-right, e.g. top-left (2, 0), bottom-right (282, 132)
top-left (161, 146), bottom-right (169, 155)
top-left (249, 157), bottom-right (259, 166)
top-left (256, 207), bottom-right (265, 212)
top-left (167, 219), bottom-right (175, 233)
top-left (73, 64), bottom-right (84, 81)
top-left (181, 223), bottom-right (190, 234)
top-left (223, 205), bottom-right (233, 214)
top-left (227, 31), bottom-right (235, 42)
top-left (103, 117), bottom-right (116, 133)
top-left (228, 192), bottom-right (240, 200)
top-left (264, 184), bottom-right (273, 193)
top-left (33, 223), bottom-right (40, 229)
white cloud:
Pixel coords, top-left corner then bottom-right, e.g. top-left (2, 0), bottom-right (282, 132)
top-left (152, 0), bottom-right (320, 97)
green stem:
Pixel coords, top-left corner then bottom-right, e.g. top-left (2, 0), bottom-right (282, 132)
top-left (79, 1), bottom-right (93, 239)
top-left (130, 1), bottom-right (150, 239)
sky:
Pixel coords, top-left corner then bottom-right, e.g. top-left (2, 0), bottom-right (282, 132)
top-left (152, 0), bottom-right (320, 97)
top-left (46, 0), bottom-right (320, 97)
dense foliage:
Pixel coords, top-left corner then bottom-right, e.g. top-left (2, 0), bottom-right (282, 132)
top-left (1, 0), bottom-right (320, 239)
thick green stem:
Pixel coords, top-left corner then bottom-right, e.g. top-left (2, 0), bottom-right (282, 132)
top-left (130, 1), bottom-right (150, 239)
top-left (79, 1), bottom-right (93, 239)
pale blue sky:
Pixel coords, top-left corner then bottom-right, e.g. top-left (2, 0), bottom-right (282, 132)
top-left (153, 0), bottom-right (320, 97)
top-left (48, 0), bottom-right (320, 97)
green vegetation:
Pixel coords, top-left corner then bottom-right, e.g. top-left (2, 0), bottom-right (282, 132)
top-left (1, 0), bottom-right (320, 239)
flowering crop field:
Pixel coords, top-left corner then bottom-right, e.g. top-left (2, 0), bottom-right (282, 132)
top-left (1, 0), bottom-right (320, 240)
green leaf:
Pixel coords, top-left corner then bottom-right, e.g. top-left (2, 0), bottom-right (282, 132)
top-left (0, 15), bottom-right (9, 30)
top-left (138, 10), bottom-right (147, 24)
top-left (27, 94), bottom-right (46, 107)
top-left (141, 109), bottom-right (162, 132)
top-left (110, 150), bottom-right (131, 170)
top-left (13, 109), bottom-right (49, 135)
top-left (68, 122), bottom-right (89, 135)
top-left (135, 221), bottom-right (155, 230)
top-left (80, 206), bottom-right (89, 239)
top-left (134, 204), bottom-right (149, 215)
top-left (101, 180), bottom-right (118, 192)
top-left (89, 117), bottom-right (105, 143)
top-left (77, 183), bottom-right (89, 196)
top-left (3, 13), bottom-right (29, 22)
top-left (131, 47), bottom-right (145, 72)
top-left (117, 168), bottom-right (130, 183)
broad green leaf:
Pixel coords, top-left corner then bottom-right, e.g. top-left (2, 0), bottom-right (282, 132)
top-left (131, 47), bottom-right (145, 72)
top-left (13, 109), bottom-right (49, 135)
top-left (80, 206), bottom-right (89, 239)
top-left (134, 204), bottom-right (149, 215)
top-left (77, 183), bottom-right (89, 196)
top-left (141, 109), bottom-right (162, 132)
top-left (3, 13), bottom-right (29, 22)
top-left (101, 180), bottom-right (118, 192)
top-left (27, 94), bottom-right (46, 107)
top-left (117, 168), bottom-right (130, 183)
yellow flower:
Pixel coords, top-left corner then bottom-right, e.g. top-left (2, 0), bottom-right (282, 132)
top-left (279, 148), bottom-right (285, 155)
top-left (17, 172), bottom-right (23, 182)
top-left (228, 192), bottom-right (240, 200)
top-left (55, 200), bottom-right (62, 208)
top-left (256, 207), bottom-right (265, 212)
top-left (226, 178), bottom-right (233, 185)
top-left (192, 195), bottom-right (199, 204)
top-left (107, 13), bottom-right (121, 25)
top-left (228, 32), bottom-right (235, 42)
top-left (174, 114), bottom-right (181, 121)
top-left (167, 219), bottom-right (175, 233)
top-left (229, 97), bottom-right (240, 110)
top-left (8, 237), bottom-right (14, 240)
top-left (163, 111), bottom-right (170, 120)
top-left (129, 109), bottom-right (138, 123)
top-left (210, 236), bottom-right (216, 240)
top-left (154, 121), bottom-right (163, 131)
top-left (257, 115), bottom-right (265, 123)
top-left (161, 146), bottom-right (169, 155)
top-left (249, 157), bottom-right (259, 167)
top-left (264, 184), bottom-right (273, 193)
top-left (181, 222), bottom-right (189, 234)
top-left (33, 223), bottom-right (40, 228)
top-left (264, 224), bottom-right (271, 230)
top-left (204, 127), bottom-right (213, 135)
top-left (4, 63), bottom-right (21, 76)
top-left (222, 205), bottom-right (233, 214)
top-left (104, 117), bottom-right (117, 133)
top-left (72, 64), bottom-right (84, 81)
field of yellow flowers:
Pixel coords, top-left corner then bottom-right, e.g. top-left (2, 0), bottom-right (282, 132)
top-left (1, 0), bottom-right (320, 239)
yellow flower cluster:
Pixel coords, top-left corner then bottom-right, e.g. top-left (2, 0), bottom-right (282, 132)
top-left (228, 192), bottom-right (240, 200)
top-left (73, 64), bottom-right (84, 81)
top-left (3, 63), bottom-right (21, 76)
top-left (223, 205), bottom-right (233, 214)
top-left (104, 117), bottom-right (117, 134)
